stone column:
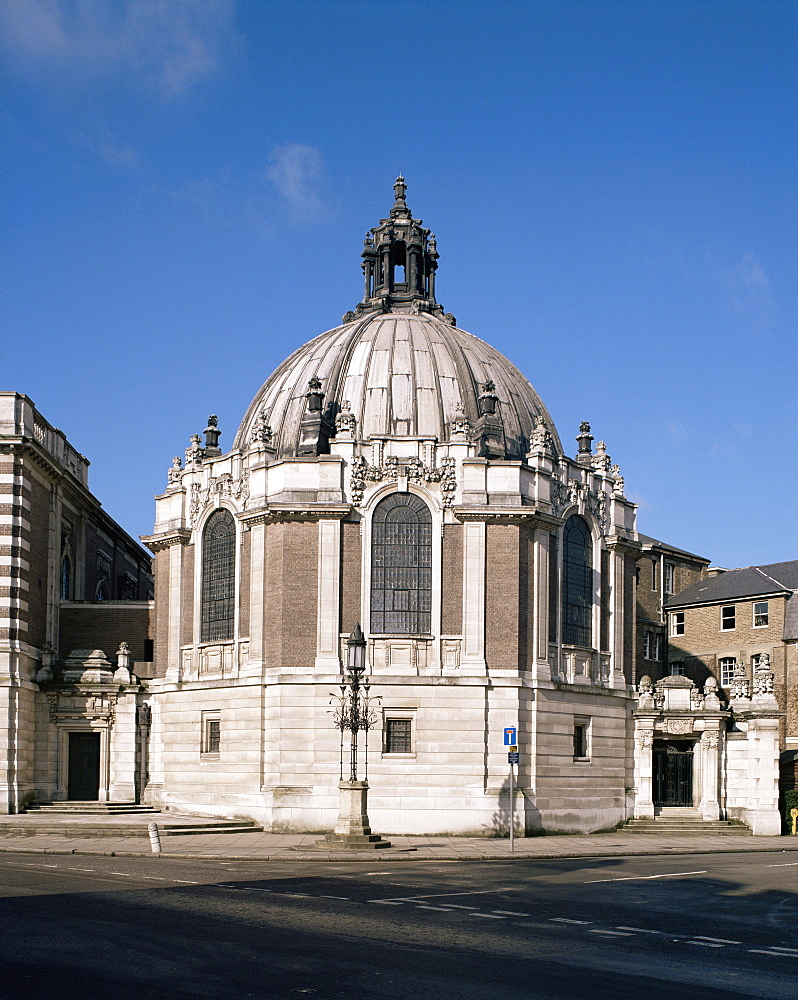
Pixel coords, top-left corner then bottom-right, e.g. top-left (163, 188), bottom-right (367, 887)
top-left (633, 717), bottom-right (657, 819)
top-left (700, 724), bottom-right (722, 821)
top-left (609, 547), bottom-right (626, 689)
top-left (744, 715), bottom-right (782, 835)
top-left (461, 519), bottom-right (486, 673)
top-left (165, 541), bottom-right (187, 683)
top-left (532, 528), bottom-right (551, 682)
top-left (247, 520), bottom-right (266, 671)
top-left (315, 518), bottom-right (342, 671)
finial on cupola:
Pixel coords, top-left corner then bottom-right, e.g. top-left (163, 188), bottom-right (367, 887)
top-left (576, 421), bottom-right (594, 466)
top-left (393, 174), bottom-right (407, 205)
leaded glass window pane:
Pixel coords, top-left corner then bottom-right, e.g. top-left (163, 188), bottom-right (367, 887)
top-left (562, 515), bottom-right (592, 647)
top-left (371, 493), bottom-right (432, 634)
top-left (201, 509), bottom-right (236, 642)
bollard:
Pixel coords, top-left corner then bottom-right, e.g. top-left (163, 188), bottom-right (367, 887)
top-left (148, 821), bottom-right (162, 854)
top-left (791, 808), bottom-right (797, 836)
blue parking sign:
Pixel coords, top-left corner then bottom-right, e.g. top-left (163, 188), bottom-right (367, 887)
top-left (503, 727), bottom-right (517, 746)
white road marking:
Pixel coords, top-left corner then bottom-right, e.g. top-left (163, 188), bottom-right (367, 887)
top-left (416, 905), bottom-right (452, 911)
top-left (374, 889), bottom-right (517, 902)
top-left (693, 935), bottom-right (740, 945)
top-left (371, 900), bottom-right (404, 905)
top-left (687, 941), bottom-right (725, 948)
top-left (64, 868), bottom-right (97, 872)
top-left (111, 873), bottom-right (134, 877)
top-left (748, 949), bottom-right (796, 957)
top-left (589, 930), bottom-right (634, 937)
top-left (766, 946), bottom-right (798, 955)
top-left (492, 910), bottom-right (529, 916)
top-left (767, 862), bottom-right (798, 867)
top-left (366, 872), bottom-right (392, 876)
top-left (615, 926), bottom-right (664, 934)
top-left (550, 918), bottom-right (592, 925)
top-left (584, 870), bottom-right (707, 884)
top-left (470, 913), bottom-right (505, 919)
top-left (173, 880), bottom-right (199, 884)
top-left (316, 895), bottom-right (350, 900)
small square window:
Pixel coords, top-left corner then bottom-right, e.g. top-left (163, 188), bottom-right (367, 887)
top-left (753, 602), bottom-right (768, 627)
top-left (384, 717), bottom-right (413, 755)
top-left (670, 612), bottom-right (685, 636)
top-left (573, 717), bottom-right (591, 760)
top-left (669, 662), bottom-right (685, 676)
top-left (721, 606), bottom-right (735, 631)
top-left (719, 657), bottom-right (736, 687)
top-left (201, 714), bottom-right (221, 756)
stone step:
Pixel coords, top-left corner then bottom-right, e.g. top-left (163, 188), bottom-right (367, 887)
top-left (27, 802), bottom-right (160, 815)
top-left (318, 833), bottom-right (392, 850)
top-left (625, 819), bottom-right (751, 835)
top-left (160, 823), bottom-right (262, 837)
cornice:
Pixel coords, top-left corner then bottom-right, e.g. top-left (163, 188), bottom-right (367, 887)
top-left (140, 528), bottom-right (192, 552)
top-left (238, 504), bottom-right (352, 527)
top-left (452, 505), bottom-right (562, 527)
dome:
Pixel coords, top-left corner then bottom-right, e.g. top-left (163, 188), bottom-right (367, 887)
top-left (233, 178), bottom-right (562, 461)
top-left (234, 311), bottom-right (561, 460)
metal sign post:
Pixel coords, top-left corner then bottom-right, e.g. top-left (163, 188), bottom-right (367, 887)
top-left (505, 728), bottom-right (519, 852)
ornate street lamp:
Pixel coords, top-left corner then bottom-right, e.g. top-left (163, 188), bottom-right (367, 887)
top-left (321, 624), bottom-right (391, 850)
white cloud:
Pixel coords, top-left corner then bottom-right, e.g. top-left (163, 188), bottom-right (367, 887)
top-left (265, 143), bottom-right (337, 224)
top-left (0, 0), bottom-right (237, 99)
top-left (666, 421), bottom-right (688, 443)
top-left (722, 251), bottom-right (774, 321)
top-left (98, 138), bottom-right (140, 169)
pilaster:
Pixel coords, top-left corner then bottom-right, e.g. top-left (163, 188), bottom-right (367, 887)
top-left (461, 520), bottom-right (486, 672)
top-left (315, 518), bottom-right (342, 671)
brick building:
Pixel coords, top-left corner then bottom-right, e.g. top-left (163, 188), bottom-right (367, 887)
top-left (0, 392), bottom-right (153, 812)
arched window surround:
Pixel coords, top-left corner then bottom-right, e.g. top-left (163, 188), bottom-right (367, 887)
top-left (561, 513), bottom-right (597, 649)
top-left (363, 485), bottom-right (442, 641)
top-left (199, 505), bottom-right (238, 644)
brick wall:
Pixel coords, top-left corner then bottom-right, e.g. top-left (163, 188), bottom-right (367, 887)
top-left (485, 523), bottom-right (520, 671)
top-left (263, 520), bottom-right (318, 668)
top-left (340, 520), bottom-right (361, 636)
top-left (238, 528), bottom-right (250, 638)
top-left (26, 473), bottom-right (50, 648)
top-left (59, 603), bottom-right (153, 663)
top-left (180, 544), bottom-right (195, 647)
top-left (441, 523), bottom-right (462, 636)
top-left (153, 549), bottom-right (170, 677)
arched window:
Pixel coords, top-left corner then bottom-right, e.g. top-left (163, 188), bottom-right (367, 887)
top-left (201, 509), bottom-right (236, 642)
top-left (60, 556), bottom-right (70, 600)
top-left (371, 493), bottom-right (432, 634)
top-left (562, 515), bottom-right (593, 647)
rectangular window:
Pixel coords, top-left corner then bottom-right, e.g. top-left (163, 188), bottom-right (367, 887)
top-left (721, 606), bottom-right (735, 631)
top-left (644, 631), bottom-right (661, 660)
top-left (753, 601), bottom-right (769, 627)
top-left (201, 714), bottom-right (221, 756)
top-left (651, 559), bottom-right (657, 590)
top-left (670, 612), bottom-right (685, 636)
top-left (664, 563), bottom-right (675, 594)
top-left (669, 662), bottom-right (685, 676)
top-left (573, 717), bottom-right (591, 760)
top-left (719, 657), bottom-right (736, 687)
top-left (384, 717), bottom-right (413, 755)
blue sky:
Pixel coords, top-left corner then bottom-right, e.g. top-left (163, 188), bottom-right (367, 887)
top-left (3, 0), bottom-right (794, 569)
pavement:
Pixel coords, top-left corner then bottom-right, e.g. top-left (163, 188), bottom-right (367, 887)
top-left (1, 816), bottom-right (797, 862)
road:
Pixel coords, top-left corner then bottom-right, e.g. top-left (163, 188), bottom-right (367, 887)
top-left (0, 850), bottom-right (795, 999)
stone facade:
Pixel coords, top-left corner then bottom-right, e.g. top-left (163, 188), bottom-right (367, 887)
top-left (0, 392), bottom-right (153, 812)
top-left (2, 182), bottom-right (787, 835)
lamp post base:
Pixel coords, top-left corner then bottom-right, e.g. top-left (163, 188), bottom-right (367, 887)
top-left (318, 780), bottom-right (392, 850)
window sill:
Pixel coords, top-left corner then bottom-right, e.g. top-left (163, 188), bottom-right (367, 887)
top-left (200, 753), bottom-right (220, 761)
top-left (573, 757), bottom-right (591, 763)
top-left (381, 753), bottom-right (416, 759)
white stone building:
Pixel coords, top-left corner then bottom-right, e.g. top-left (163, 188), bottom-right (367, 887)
top-left (3, 180), bottom-right (784, 835)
